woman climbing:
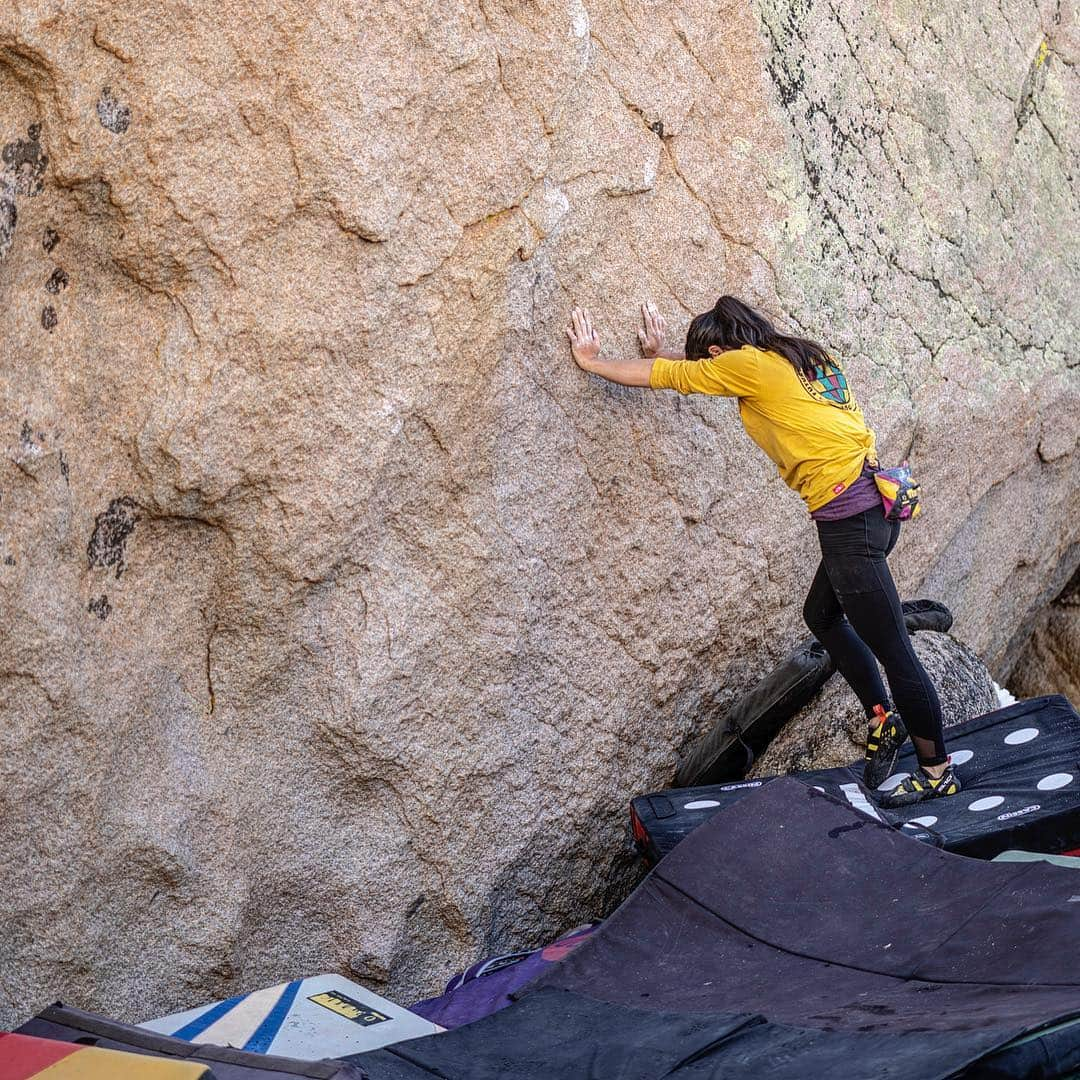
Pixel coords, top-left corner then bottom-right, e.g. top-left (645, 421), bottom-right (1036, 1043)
top-left (565, 297), bottom-right (959, 808)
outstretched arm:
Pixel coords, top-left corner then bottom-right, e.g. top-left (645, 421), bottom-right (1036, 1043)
top-left (567, 307), bottom-right (654, 387)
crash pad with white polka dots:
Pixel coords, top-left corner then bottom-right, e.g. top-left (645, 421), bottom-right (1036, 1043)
top-left (632, 694), bottom-right (1080, 864)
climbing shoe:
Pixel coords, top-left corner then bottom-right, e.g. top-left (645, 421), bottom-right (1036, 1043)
top-left (863, 704), bottom-right (908, 791)
top-left (875, 760), bottom-right (962, 808)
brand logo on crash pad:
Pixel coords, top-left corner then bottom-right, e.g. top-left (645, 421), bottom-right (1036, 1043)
top-left (308, 990), bottom-right (390, 1026)
top-left (796, 359), bottom-right (858, 411)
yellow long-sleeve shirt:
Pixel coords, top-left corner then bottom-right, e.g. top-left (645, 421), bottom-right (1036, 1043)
top-left (649, 345), bottom-right (877, 513)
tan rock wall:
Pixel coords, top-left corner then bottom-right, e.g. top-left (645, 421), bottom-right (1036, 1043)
top-left (1011, 569), bottom-right (1080, 700)
top-left (1, 0), bottom-right (1077, 1026)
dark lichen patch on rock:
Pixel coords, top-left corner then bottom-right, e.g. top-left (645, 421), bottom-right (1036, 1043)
top-left (87, 497), bottom-right (139, 577)
top-left (0, 196), bottom-right (15, 263)
top-left (41, 305), bottom-right (58, 332)
top-left (96, 87), bottom-right (132, 134)
top-left (45, 267), bottom-right (69, 293)
top-left (2, 124), bottom-right (48, 197)
top-left (0, 123), bottom-right (47, 263)
top-left (42, 226), bottom-right (59, 252)
top-left (88, 594), bottom-right (112, 620)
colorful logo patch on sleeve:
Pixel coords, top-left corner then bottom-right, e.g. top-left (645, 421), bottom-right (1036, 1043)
top-left (796, 359), bottom-right (858, 411)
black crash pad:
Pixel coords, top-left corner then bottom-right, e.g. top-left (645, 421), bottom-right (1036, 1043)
top-left (637, 694), bottom-right (1080, 865)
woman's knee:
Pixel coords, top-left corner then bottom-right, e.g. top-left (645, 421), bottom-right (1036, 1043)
top-left (803, 593), bottom-right (841, 636)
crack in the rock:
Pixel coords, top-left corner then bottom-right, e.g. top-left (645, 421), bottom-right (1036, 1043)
top-left (205, 618), bottom-right (218, 715)
top-left (0, 670), bottom-right (60, 710)
top-left (664, 142), bottom-right (782, 294)
top-left (91, 23), bottom-right (133, 64)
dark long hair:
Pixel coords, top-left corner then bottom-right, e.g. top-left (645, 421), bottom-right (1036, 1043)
top-left (684, 296), bottom-right (830, 377)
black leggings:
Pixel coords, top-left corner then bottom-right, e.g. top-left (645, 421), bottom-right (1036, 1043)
top-left (803, 505), bottom-right (947, 766)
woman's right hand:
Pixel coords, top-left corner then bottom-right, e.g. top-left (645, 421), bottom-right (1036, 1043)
top-left (637, 302), bottom-right (666, 358)
top-left (567, 307), bottom-right (601, 371)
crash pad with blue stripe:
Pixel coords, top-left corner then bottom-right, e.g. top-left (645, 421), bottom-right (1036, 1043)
top-left (142, 974), bottom-right (440, 1059)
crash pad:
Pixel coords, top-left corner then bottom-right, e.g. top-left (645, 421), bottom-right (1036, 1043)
top-left (143, 974), bottom-right (439, 1058)
top-left (993, 850), bottom-right (1080, 869)
top-left (14, 1005), bottom-right (365, 1080)
top-left (410, 924), bottom-right (598, 1029)
top-left (347, 779), bottom-right (1080, 1079)
top-left (0, 1032), bottom-right (210, 1079)
top-left (636, 694), bottom-right (1080, 864)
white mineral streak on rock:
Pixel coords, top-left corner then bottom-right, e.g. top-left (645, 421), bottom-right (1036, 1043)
top-left (570, 0), bottom-right (590, 39)
top-left (993, 681), bottom-right (1019, 707)
top-left (569, 0), bottom-right (592, 70)
top-left (522, 179), bottom-right (570, 240)
top-left (0, 0), bottom-right (1077, 1032)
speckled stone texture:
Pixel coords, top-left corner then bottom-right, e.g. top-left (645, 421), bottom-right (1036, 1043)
top-left (0, 0), bottom-right (1077, 1029)
top-left (1012, 569), bottom-right (1080, 701)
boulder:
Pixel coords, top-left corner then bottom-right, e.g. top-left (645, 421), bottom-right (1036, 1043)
top-left (0, 0), bottom-right (1077, 1030)
top-left (1010, 569), bottom-right (1080, 703)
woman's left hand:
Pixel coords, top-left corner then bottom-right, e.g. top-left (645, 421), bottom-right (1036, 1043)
top-left (567, 307), bottom-right (601, 371)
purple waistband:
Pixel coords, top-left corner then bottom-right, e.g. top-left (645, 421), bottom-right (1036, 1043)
top-left (811, 467), bottom-right (881, 521)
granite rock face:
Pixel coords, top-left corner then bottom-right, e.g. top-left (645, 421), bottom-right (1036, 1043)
top-left (1, 0), bottom-right (1078, 1027)
top-left (750, 632), bottom-right (1000, 777)
top-left (1011, 569), bottom-right (1080, 701)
